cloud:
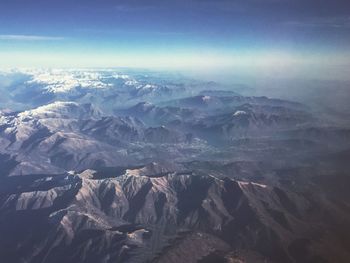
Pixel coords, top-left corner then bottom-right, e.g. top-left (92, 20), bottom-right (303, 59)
top-left (285, 16), bottom-right (350, 29)
top-left (113, 4), bottom-right (157, 12)
top-left (0, 35), bottom-right (64, 41)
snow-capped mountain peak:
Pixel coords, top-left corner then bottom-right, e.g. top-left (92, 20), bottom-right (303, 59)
top-left (17, 101), bottom-right (100, 120)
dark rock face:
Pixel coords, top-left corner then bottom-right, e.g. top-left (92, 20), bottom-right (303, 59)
top-left (0, 168), bottom-right (349, 263)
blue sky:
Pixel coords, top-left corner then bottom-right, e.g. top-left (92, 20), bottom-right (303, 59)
top-left (0, 0), bottom-right (350, 77)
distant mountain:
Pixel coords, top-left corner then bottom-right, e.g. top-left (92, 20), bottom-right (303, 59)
top-left (0, 69), bottom-right (221, 113)
top-left (19, 101), bottom-right (102, 120)
top-left (192, 103), bottom-right (313, 141)
top-left (162, 95), bottom-right (306, 113)
top-left (118, 102), bottom-right (202, 126)
top-left (198, 89), bottom-right (241, 97)
top-left (0, 101), bottom-right (203, 176)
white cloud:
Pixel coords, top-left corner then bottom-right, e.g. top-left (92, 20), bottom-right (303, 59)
top-left (284, 16), bottom-right (350, 29)
top-left (0, 35), bottom-right (64, 41)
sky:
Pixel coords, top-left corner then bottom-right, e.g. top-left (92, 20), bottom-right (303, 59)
top-left (0, 0), bottom-right (350, 78)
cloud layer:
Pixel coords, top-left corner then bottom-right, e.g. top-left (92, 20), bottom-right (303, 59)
top-left (0, 35), bottom-right (64, 41)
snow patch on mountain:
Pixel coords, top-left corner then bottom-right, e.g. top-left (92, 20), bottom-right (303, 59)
top-left (138, 84), bottom-right (158, 90)
top-left (202, 95), bottom-right (211, 101)
top-left (25, 70), bottom-right (113, 93)
top-left (20, 69), bottom-right (142, 94)
top-left (17, 101), bottom-right (101, 122)
top-left (233, 110), bottom-right (247, 116)
top-left (18, 101), bottom-right (80, 118)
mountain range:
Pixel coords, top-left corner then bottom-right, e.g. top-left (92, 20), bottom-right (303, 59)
top-left (0, 69), bottom-right (349, 263)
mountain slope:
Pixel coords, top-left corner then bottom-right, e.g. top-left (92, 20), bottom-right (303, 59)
top-left (1, 166), bottom-right (349, 263)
